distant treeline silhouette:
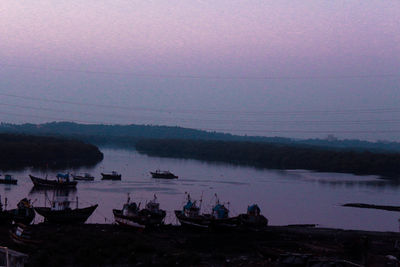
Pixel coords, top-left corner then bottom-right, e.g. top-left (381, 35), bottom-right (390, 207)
top-left (2, 122), bottom-right (400, 152)
top-left (135, 139), bottom-right (400, 177)
top-left (0, 133), bottom-right (103, 170)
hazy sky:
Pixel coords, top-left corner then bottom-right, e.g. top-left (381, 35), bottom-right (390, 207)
top-left (1, 1), bottom-right (399, 140)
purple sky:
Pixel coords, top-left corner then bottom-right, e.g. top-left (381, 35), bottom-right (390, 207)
top-left (1, 1), bottom-right (400, 140)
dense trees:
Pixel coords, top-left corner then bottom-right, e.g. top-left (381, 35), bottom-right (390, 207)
top-left (136, 139), bottom-right (400, 177)
top-left (0, 133), bottom-right (103, 170)
top-left (2, 122), bottom-right (400, 152)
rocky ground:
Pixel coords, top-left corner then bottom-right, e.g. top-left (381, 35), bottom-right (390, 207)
top-left (1, 224), bottom-right (400, 266)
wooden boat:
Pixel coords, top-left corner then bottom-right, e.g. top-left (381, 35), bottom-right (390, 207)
top-left (174, 194), bottom-right (210, 229)
top-left (101, 171), bottom-right (121, 180)
top-left (209, 197), bottom-right (239, 230)
top-left (9, 223), bottom-right (42, 246)
top-left (30, 174), bottom-right (77, 188)
top-left (237, 204), bottom-right (268, 229)
top-left (34, 199), bottom-right (98, 224)
top-left (7, 198), bottom-right (35, 225)
top-left (72, 173), bottom-right (94, 181)
top-left (113, 194), bottom-right (166, 230)
top-left (150, 170), bottom-right (178, 179)
top-left (0, 174), bottom-right (17, 185)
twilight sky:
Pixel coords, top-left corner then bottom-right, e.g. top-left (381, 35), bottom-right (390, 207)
top-left (0, 1), bottom-right (399, 140)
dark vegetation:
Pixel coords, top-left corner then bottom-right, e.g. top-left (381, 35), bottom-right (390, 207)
top-left (2, 121), bottom-right (400, 152)
top-left (0, 133), bottom-right (103, 170)
top-left (136, 139), bottom-right (400, 177)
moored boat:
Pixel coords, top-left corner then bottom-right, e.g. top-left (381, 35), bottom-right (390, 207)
top-left (0, 174), bottom-right (17, 185)
top-left (237, 204), bottom-right (268, 229)
top-left (113, 194), bottom-right (166, 230)
top-left (150, 170), bottom-right (178, 179)
top-left (72, 173), bottom-right (95, 181)
top-left (34, 198), bottom-right (98, 224)
top-left (101, 171), bottom-right (121, 180)
top-left (30, 173), bottom-right (77, 188)
top-left (174, 194), bottom-right (210, 229)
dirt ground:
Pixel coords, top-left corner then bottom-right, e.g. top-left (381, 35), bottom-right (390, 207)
top-left (1, 224), bottom-right (400, 266)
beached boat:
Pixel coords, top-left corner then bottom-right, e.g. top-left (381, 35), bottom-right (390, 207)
top-left (237, 204), bottom-right (268, 229)
top-left (7, 198), bottom-right (35, 225)
top-left (113, 194), bottom-right (166, 230)
top-left (9, 223), bottom-right (42, 246)
top-left (101, 171), bottom-right (121, 180)
top-left (0, 174), bottom-right (17, 185)
top-left (150, 170), bottom-right (178, 179)
top-left (30, 173), bottom-right (77, 188)
top-left (209, 196), bottom-right (239, 229)
top-left (174, 194), bottom-right (210, 228)
top-left (72, 173), bottom-right (94, 181)
top-left (34, 198), bottom-right (98, 224)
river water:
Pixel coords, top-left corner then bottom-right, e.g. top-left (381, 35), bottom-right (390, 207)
top-left (1, 148), bottom-right (399, 232)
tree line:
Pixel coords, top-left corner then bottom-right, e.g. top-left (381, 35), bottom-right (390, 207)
top-left (135, 139), bottom-right (400, 177)
top-left (0, 133), bottom-right (103, 170)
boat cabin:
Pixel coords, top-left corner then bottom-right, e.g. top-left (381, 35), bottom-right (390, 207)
top-left (51, 200), bottom-right (71, 211)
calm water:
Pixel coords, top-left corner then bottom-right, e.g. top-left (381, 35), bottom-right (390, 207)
top-left (1, 148), bottom-right (400, 232)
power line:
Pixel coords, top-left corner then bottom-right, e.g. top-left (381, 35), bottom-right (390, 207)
top-left (1, 63), bottom-right (399, 80)
top-left (2, 92), bottom-right (400, 117)
top-left (2, 102), bottom-right (400, 126)
top-left (1, 110), bottom-right (400, 134)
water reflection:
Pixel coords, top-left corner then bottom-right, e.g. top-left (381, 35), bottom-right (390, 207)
top-left (29, 187), bottom-right (77, 197)
top-left (1, 148), bottom-right (400, 231)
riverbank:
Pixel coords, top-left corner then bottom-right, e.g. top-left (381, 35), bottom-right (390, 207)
top-left (1, 224), bottom-right (399, 266)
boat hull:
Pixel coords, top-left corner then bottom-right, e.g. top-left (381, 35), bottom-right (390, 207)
top-left (174, 210), bottom-right (210, 229)
top-left (34, 204), bottom-right (98, 224)
top-left (9, 224), bottom-right (42, 246)
top-left (101, 173), bottom-right (121, 180)
top-left (72, 175), bottom-right (94, 181)
top-left (113, 209), bottom-right (165, 230)
top-left (150, 172), bottom-right (178, 179)
top-left (0, 179), bottom-right (17, 185)
top-left (30, 175), bottom-right (77, 188)
top-left (237, 214), bottom-right (268, 229)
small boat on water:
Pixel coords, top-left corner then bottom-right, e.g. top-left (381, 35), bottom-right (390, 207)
top-left (72, 173), bottom-right (94, 181)
top-left (101, 171), bottom-right (121, 180)
top-left (0, 174), bottom-right (17, 185)
top-left (237, 204), bottom-right (268, 229)
top-left (7, 198), bottom-right (35, 225)
top-left (174, 194), bottom-right (210, 229)
top-left (113, 194), bottom-right (166, 230)
top-left (30, 173), bottom-right (77, 188)
top-left (150, 170), bottom-right (178, 179)
top-left (34, 198), bottom-right (98, 224)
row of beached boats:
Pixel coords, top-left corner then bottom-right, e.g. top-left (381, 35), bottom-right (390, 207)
top-left (1, 192), bottom-right (267, 245)
top-left (114, 194), bottom-right (268, 231)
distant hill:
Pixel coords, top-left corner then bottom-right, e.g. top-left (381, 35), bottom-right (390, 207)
top-left (1, 121), bottom-right (400, 152)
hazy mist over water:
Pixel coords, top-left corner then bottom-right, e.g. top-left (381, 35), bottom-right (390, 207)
top-left (1, 1), bottom-right (400, 141)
